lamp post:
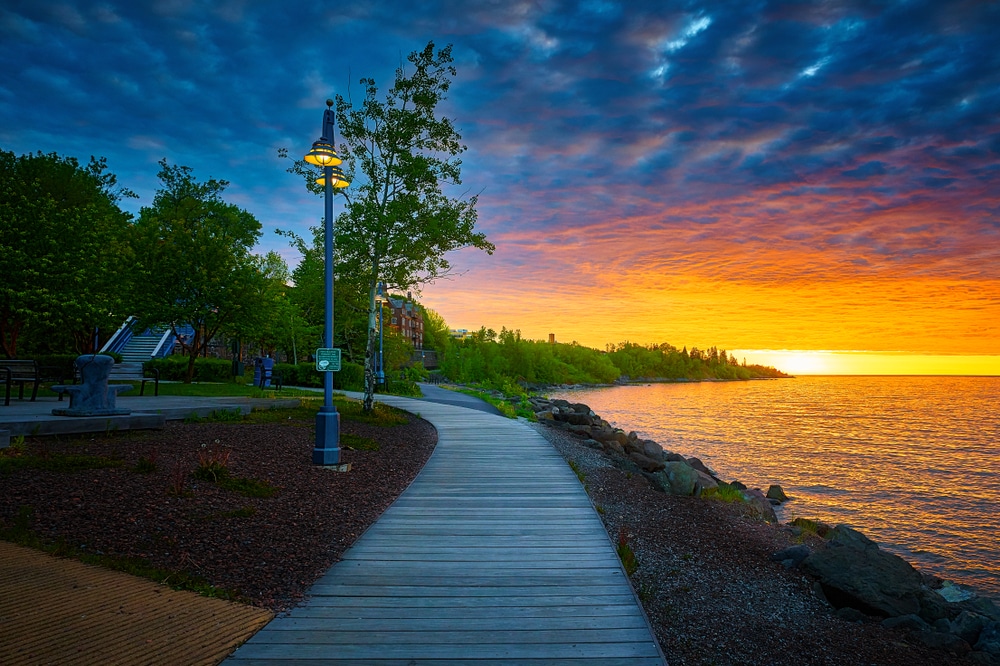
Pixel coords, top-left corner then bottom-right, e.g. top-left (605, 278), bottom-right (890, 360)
top-left (304, 99), bottom-right (350, 465)
top-left (376, 281), bottom-right (386, 386)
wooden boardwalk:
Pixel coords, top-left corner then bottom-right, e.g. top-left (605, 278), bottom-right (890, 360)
top-left (225, 396), bottom-right (665, 664)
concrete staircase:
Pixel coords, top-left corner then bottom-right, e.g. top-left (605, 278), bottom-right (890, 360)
top-left (120, 333), bottom-right (164, 362)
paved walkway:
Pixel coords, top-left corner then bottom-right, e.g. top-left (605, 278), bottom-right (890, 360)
top-left (225, 395), bottom-right (665, 664)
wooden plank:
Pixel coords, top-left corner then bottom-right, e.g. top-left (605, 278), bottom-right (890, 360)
top-left (289, 603), bottom-right (646, 620)
top-left (242, 628), bottom-right (658, 645)
top-left (228, 657), bottom-right (663, 666)
top-left (230, 641), bottom-right (663, 660)
top-left (263, 614), bottom-right (651, 631)
top-left (222, 394), bottom-right (664, 665)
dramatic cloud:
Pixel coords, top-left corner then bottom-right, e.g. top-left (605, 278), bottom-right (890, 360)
top-left (2, 0), bottom-right (998, 358)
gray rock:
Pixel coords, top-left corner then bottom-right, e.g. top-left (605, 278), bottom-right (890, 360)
top-left (770, 545), bottom-right (811, 566)
top-left (801, 525), bottom-right (924, 617)
top-left (602, 440), bottom-right (625, 456)
top-left (663, 452), bottom-right (686, 462)
top-left (953, 611), bottom-right (989, 645)
top-left (882, 614), bottom-right (931, 633)
top-left (652, 461), bottom-right (698, 496)
top-left (581, 438), bottom-right (603, 449)
top-left (976, 622), bottom-right (1000, 655)
top-left (917, 631), bottom-right (972, 655)
top-left (742, 488), bottom-right (778, 523)
top-left (730, 480), bottom-right (747, 490)
top-left (628, 451), bottom-right (665, 473)
top-left (641, 439), bottom-right (664, 460)
top-left (694, 470), bottom-right (719, 495)
top-left (934, 617), bottom-right (954, 633)
top-left (686, 456), bottom-right (716, 477)
top-left (766, 484), bottom-right (789, 502)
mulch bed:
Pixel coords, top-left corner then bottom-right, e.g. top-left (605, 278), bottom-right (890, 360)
top-left (0, 403), bottom-right (436, 612)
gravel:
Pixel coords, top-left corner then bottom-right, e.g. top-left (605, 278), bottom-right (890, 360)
top-left (531, 422), bottom-right (976, 666)
top-left (1, 408), bottom-right (436, 612)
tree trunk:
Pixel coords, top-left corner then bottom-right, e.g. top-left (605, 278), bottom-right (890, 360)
top-left (185, 327), bottom-right (201, 383)
top-left (362, 282), bottom-right (378, 412)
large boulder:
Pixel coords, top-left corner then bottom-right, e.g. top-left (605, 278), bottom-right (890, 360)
top-left (641, 439), bottom-right (664, 460)
top-left (977, 622), bottom-right (1000, 655)
top-left (629, 451), bottom-right (666, 473)
top-left (742, 488), bottom-right (778, 523)
top-left (686, 457), bottom-right (716, 477)
top-left (694, 470), bottom-right (719, 495)
top-left (652, 461), bottom-right (698, 495)
top-left (800, 525), bottom-right (925, 618)
top-left (766, 484), bottom-right (789, 502)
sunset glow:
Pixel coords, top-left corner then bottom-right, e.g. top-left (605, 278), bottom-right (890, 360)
top-left (3, 3), bottom-right (998, 376)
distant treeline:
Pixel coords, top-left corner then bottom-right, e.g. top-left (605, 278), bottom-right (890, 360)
top-left (431, 328), bottom-right (787, 387)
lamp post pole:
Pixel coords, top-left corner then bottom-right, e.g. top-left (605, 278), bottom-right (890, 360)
top-left (305, 99), bottom-right (349, 465)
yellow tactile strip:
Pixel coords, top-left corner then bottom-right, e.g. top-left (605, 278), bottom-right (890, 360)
top-left (0, 541), bottom-right (273, 666)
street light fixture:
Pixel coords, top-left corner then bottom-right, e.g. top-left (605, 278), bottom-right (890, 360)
top-left (305, 99), bottom-right (350, 466)
top-left (375, 281), bottom-right (386, 386)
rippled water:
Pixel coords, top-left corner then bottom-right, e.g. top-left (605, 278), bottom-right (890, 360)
top-left (549, 376), bottom-right (1000, 597)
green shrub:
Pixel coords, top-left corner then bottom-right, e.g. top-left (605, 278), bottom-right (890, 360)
top-left (147, 357), bottom-right (234, 382)
top-left (791, 517), bottom-right (832, 537)
top-left (701, 482), bottom-right (747, 503)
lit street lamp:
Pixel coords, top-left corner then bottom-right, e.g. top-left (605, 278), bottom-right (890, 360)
top-left (376, 281), bottom-right (386, 386)
top-left (304, 99), bottom-right (350, 465)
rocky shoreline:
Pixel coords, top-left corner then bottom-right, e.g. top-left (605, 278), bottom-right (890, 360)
top-left (520, 392), bottom-right (1000, 664)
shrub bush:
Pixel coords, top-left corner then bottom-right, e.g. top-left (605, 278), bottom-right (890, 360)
top-left (147, 356), bottom-right (235, 382)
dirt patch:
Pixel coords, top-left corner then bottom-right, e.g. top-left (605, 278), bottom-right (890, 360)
top-left (0, 402), bottom-right (436, 612)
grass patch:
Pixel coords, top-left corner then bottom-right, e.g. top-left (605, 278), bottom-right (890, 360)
top-left (568, 460), bottom-right (587, 483)
top-left (451, 387), bottom-right (537, 421)
top-left (217, 476), bottom-right (278, 498)
top-left (791, 517), bottom-right (832, 537)
top-left (333, 398), bottom-right (409, 426)
top-left (0, 506), bottom-right (239, 601)
top-left (700, 482), bottom-right (747, 503)
top-left (133, 457), bottom-right (157, 474)
top-left (246, 397), bottom-right (408, 428)
top-left (341, 432), bottom-right (379, 451)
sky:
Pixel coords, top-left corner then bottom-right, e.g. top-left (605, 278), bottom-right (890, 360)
top-left (2, 1), bottom-right (999, 375)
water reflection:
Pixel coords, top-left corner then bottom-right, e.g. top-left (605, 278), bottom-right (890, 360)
top-left (550, 376), bottom-right (1000, 597)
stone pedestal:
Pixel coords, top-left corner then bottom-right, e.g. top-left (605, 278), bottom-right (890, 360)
top-left (51, 354), bottom-right (132, 417)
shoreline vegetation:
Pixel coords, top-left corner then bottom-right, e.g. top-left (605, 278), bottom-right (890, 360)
top-left (432, 329), bottom-right (790, 388)
top-left (450, 379), bottom-right (1000, 663)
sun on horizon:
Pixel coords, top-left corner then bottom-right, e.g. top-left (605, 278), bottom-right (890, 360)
top-left (734, 350), bottom-right (1000, 377)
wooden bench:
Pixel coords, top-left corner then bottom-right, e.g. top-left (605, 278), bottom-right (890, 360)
top-left (51, 361), bottom-right (161, 401)
top-left (0, 360), bottom-right (65, 406)
top-left (108, 362), bottom-right (160, 396)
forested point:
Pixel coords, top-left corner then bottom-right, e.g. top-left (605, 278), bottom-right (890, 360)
top-left (428, 326), bottom-right (788, 388)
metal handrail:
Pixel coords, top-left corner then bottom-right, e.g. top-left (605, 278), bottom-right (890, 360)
top-left (98, 316), bottom-right (136, 354)
top-left (151, 328), bottom-right (175, 358)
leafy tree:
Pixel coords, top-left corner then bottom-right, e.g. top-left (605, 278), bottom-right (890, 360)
top-left (286, 41), bottom-right (494, 411)
top-left (421, 307), bottom-right (452, 354)
top-left (0, 150), bottom-right (135, 358)
top-left (132, 161), bottom-right (262, 382)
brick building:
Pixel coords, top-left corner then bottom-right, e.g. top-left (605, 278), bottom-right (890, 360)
top-left (387, 292), bottom-right (423, 349)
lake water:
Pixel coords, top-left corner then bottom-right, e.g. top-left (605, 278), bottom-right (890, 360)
top-left (548, 376), bottom-right (1000, 598)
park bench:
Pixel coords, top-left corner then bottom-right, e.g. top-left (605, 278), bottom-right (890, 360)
top-left (51, 361), bottom-right (160, 400)
top-left (0, 360), bottom-right (65, 406)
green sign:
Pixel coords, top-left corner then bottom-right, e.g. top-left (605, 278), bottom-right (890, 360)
top-left (315, 348), bottom-right (342, 372)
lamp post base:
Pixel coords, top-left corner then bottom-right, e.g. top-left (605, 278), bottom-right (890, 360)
top-left (313, 406), bottom-right (341, 465)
